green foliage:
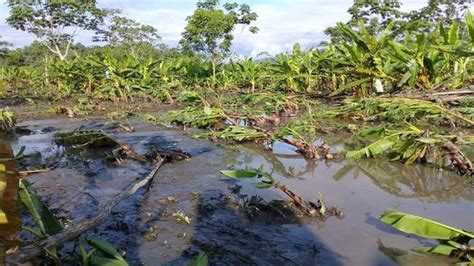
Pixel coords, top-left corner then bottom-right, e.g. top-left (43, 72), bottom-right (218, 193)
top-left (86, 238), bottom-right (128, 265)
top-left (202, 126), bottom-right (268, 142)
top-left (165, 106), bottom-right (227, 128)
top-left (380, 210), bottom-right (473, 261)
top-left (0, 35), bottom-right (12, 57)
top-left (18, 180), bottom-right (63, 237)
top-left (347, 124), bottom-right (473, 175)
top-left (53, 130), bottom-right (115, 147)
top-left (220, 167), bottom-right (276, 189)
top-left (322, 97), bottom-right (474, 126)
top-left (346, 125), bottom-right (423, 160)
top-left (0, 108), bottom-right (16, 131)
top-left (180, 0), bottom-right (258, 82)
top-left (97, 15), bottom-right (161, 58)
top-left (188, 253), bottom-right (208, 266)
top-left (6, 0), bottom-right (114, 60)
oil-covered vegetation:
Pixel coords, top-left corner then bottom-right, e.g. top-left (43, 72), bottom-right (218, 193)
top-left (1, 0), bottom-right (473, 264)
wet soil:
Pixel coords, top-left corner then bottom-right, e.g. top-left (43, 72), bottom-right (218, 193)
top-left (4, 117), bottom-right (474, 265)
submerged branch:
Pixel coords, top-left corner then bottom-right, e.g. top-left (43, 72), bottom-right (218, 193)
top-left (6, 158), bottom-right (165, 264)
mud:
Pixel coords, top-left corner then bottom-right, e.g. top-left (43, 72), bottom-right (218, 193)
top-left (4, 118), bottom-right (474, 265)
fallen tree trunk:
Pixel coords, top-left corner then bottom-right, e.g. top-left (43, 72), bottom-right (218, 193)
top-left (6, 158), bottom-right (165, 264)
top-left (395, 90), bottom-right (474, 103)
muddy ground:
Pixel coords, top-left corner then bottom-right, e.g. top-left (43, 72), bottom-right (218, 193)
top-left (4, 116), bottom-right (474, 265)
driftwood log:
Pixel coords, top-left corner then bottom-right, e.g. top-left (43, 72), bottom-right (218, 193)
top-left (6, 158), bottom-right (164, 264)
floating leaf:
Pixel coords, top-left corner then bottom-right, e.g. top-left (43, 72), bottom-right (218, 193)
top-left (415, 244), bottom-right (457, 256)
top-left (380, 210), bottom-right (474, 240)
top-left (347, 137), bottom-right (396, 159)
top-left (252, 182), bottom-right (273, 189)
top-left (220, 169), bottom-right (259, 179)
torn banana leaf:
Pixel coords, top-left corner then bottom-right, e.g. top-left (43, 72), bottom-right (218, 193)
top-left (53, 130), bottom-right (118, 148)
top-left (380, 210), bottom-right (473, 261)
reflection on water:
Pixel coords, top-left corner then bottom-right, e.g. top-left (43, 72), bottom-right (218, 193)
top-left (239, 143), bottom-right (473, 202)
top-left (233, 143), bottom-right (473, 265)
top-left (0, 141), bottom-right (21, 263)
top-left (239, 144), bottom-right (318, 179)
top-left (334, 159), bottom-right (473, 202)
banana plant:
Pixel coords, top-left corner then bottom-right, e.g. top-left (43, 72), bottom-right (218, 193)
top-left (0, 108), bottom-right (15, 131)
top-left (232, 57), bottom-right (264, 93)
top-left (380, 210), bottom-right (473, 262)
top-left (331, 20), bottom-right (399, 96)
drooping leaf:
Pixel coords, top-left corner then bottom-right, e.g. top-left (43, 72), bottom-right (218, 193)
top-left (415, 244), bottom-right (457, 256)
top-left (18, 180), bottom-right (63, 236)
top-left (87, 238), bottom-right (128, 265)
top-left (380, 210), bottom-right (474, 240)
top-left (466, 11), bottom-right (474, 43)
top-left (356, 126), bottom-right (386, 138)
top-left (188, 253), bottom-right (208, 266)
top-left (330, 78), bottom-right (370, 97)
top-left (252, 182), bottom-right (273, 189)
top-left (219, 169), bottom-right (259, 179)
top-left (90, 255), bottom-right (128, 266)
top-left (346, 137), bottom-right (396, 159)
top-left (448, 20), bottom-right (459, 45)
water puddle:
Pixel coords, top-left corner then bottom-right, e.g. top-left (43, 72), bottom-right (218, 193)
top-left (5, 118), bottom-right (473, 265)
top-left (231, 143), bottom-right (473, 265)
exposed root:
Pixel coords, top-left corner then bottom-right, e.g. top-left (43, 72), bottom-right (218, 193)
top-left (441, 141), bottom-right (473, 176)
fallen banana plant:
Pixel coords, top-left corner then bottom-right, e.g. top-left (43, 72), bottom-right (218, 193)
top-left (0, 108), bottom-right (15, 131)
top-left (163, 105), bottom-right (333, 160)
top-left (275, 124), bottom-right (335, 160)
top-left (322, 98), bottom-right (474, 127)
top-left (380, 210), bottom-right (473, 262)
top-left (220, 167), bottom-right (342, 218)
top-left (166, 106), bottom-right (227, 129)
top-left (53, 129), bottom-right (147, 163)
top-left (200, 126), bottom-right (268, 142)
top-left (347, 124), bottom-right (473, 176)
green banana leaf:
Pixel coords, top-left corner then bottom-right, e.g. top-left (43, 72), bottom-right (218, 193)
top-left (466, 11), bottom-right (474, 43)
top-left (188, 253), bottom-right (208, 266)
top-left (219, 169), bottom-right (261, 179)
top-left (380, 210), bottom-right (474, 240)
top-left (346, 136), bottom-right (397, 159)
top-left (87, 238), bottom-right (128, 266)
top-left (220, 169), bottom-right (275, 189)
top-left (329, 78), bottom-right (370, 97)
top-left (18, 180), bottom-right (63, 236)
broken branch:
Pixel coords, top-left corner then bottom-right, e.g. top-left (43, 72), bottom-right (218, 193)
top-left (6, 158), bottom-right (165, 264)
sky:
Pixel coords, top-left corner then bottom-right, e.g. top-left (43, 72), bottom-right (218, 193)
top-left (0, 0), bottom-right (429, 56)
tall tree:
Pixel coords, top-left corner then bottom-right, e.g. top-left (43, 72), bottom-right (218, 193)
top-left (0, 36), bottom-right (12, 57)
top-left (325, 0), bottom-right (404, 42)
top-left (95, 15), bottom-right (161, 57)
top-left (6, 0), bottom-right (115, 60)
top-left (407, 0), bottom-right (473, 24)
top-left (180, 0), bottom-right (259, 84)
